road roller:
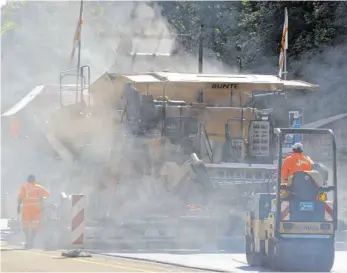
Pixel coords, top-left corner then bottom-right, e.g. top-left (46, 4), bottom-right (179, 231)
top-left (245, 128), bottom-right (338, 272)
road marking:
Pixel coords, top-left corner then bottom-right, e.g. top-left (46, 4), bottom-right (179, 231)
top-left (28, 250), bottom-right (154, 272)
top-left (1, 246), bottom-right (158, 272)
top-left (0, 243), bottom-right (178, 272)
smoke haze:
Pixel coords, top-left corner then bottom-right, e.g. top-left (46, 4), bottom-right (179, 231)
top-left (1, 1), bottom-right (347, 250)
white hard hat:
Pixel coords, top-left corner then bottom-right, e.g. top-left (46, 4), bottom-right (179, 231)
top-left (292, 142), bottom-right (303, 152)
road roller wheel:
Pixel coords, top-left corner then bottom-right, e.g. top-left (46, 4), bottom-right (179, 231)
top-left (307, 250), bottom-right (335, 272)
top-left (263, 238), bottom-right (286, 271)
top-left (245, 235), bottom-right (262, 266)
top-left (273, 240), bottom-right (335, 272)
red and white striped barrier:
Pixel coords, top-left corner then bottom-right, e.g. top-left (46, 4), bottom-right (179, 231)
top-left (324, 201), bottom-right (333, 222)
top-left (71, 194), bottom-right (85, 247)
top-left (281, 201), bottom-right (290, 220)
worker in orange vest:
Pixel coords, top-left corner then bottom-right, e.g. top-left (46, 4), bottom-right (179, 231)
top-left (281, 143), bottom-right (312, 199)
top-left (17, 174), bottom-right (50, 248)
top-left (281, 143), bottom-right (312, 184)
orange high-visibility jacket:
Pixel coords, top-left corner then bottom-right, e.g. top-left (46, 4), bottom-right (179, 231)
top-left (18, 183), bottom-right (50, 214)
top-left (281, 152), bottom-right (312, 182)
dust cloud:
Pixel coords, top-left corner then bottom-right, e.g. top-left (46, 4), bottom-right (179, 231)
top-left (1, 1), bottom-right (242, 250)
top-left (2, 0), bottom-right (346, 250)
top-left (294, 40), bottom-right (347, 220)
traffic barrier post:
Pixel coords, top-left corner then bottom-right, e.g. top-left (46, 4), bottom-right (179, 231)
top-left (61, 194), bottom-right (91, 257)
top-left (71, 194), bottom-right (85, 247)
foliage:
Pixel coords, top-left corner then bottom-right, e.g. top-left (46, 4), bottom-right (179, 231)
top-left (1, 1), bottom-right (347, 121)
top-left (1, 1), bottom-right (26, 36)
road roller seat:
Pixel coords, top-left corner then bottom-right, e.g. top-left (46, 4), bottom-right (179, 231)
top-left (281, 171), bottom-right (333, 222)
top-left (287, 171), bottom-right (320, 201)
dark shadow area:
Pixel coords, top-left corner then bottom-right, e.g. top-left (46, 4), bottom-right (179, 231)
top-left (51, 256), bottom-right (91, 260)
top-left (237, 265), bottom-right (272, 272)
top-left (52, 256), bottom-right (93, 260)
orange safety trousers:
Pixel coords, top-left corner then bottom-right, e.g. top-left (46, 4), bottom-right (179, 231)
top-left (18, 183), bottom-right (50, 230)
top-left (21, 208), bottom-right (42, 230)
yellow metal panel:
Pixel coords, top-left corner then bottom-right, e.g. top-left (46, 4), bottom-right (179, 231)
top-left (255, 237), bottom-right (261, 252)
top-left (258, 220), bottom-right (266, 239)
top-left (134, 82), bottom-right (166, 98)
top-left (245, 212), bottom-right (252, 235)
top-left (203, 107), bottom-right (255, 142)
top-left (95, 72), bottom-right (317, 112)
top-left (153, 72), bottom-right (317, 92)
top-left (90, 72), bottom-right (119, 106)
top-left (163, 105), bottom-right (256, 143)
top-left (265, 238), bottom-right (269, 255)
top-left (253, 220), bottom-right (266, 239)
top-left (103, 72), bottom-right (317, 109)
top-left (280, 222), bottom-right (334, 234)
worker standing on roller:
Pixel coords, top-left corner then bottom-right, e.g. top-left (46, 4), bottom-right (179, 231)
top-left (17, 174), bottom-right (50, 248)
top-left (281, 142), bottom-right (312, 184)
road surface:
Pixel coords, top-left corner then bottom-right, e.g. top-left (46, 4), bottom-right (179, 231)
top-left (1, 243), bottom-right (210, 272)
top-left (101, 251), bottom-right (347, 272)
top-left (2, 218), bottom-right (347, 272)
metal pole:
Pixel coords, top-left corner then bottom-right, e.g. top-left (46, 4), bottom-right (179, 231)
top-left (198, 25), bottom-right (203, 73)
top-left (284, 50), bottom-right (287, 80)
top-left (301, 107), bottom-right (304, 142)
top-left (283, 50), bottom-right (287, 99)
top-left (331, 130), bottom-right (338, 230)
top-left (76, 0), bottom-right (84, 104)
top-left (236, 44), bottom-right (242, 72)
top-left (275, 131), bottom-right (283, 238)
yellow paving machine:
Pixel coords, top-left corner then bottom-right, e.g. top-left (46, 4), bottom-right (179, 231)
top-left (2, 27), bottom-right (324, 250)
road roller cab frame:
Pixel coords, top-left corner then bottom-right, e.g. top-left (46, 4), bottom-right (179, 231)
top-left (245, 128), bottom-right (338, 272)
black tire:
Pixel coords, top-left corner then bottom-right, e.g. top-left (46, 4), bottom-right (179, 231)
top-left (266, 239), bottom-right (279, 270)
top-left (275, 242), bottom-right (334, 272)
top-left (310, 250), bottom-right (335, 272)
top-left (245, 235), bottom-right (262, 266)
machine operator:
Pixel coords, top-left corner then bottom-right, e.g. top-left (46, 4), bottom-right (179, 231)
top-left (17, 174), bottom-right (50, 248)
top-left (281, 142), bottom-right (312, 184)
top-left (281, 143), bottom-right (329, 201)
